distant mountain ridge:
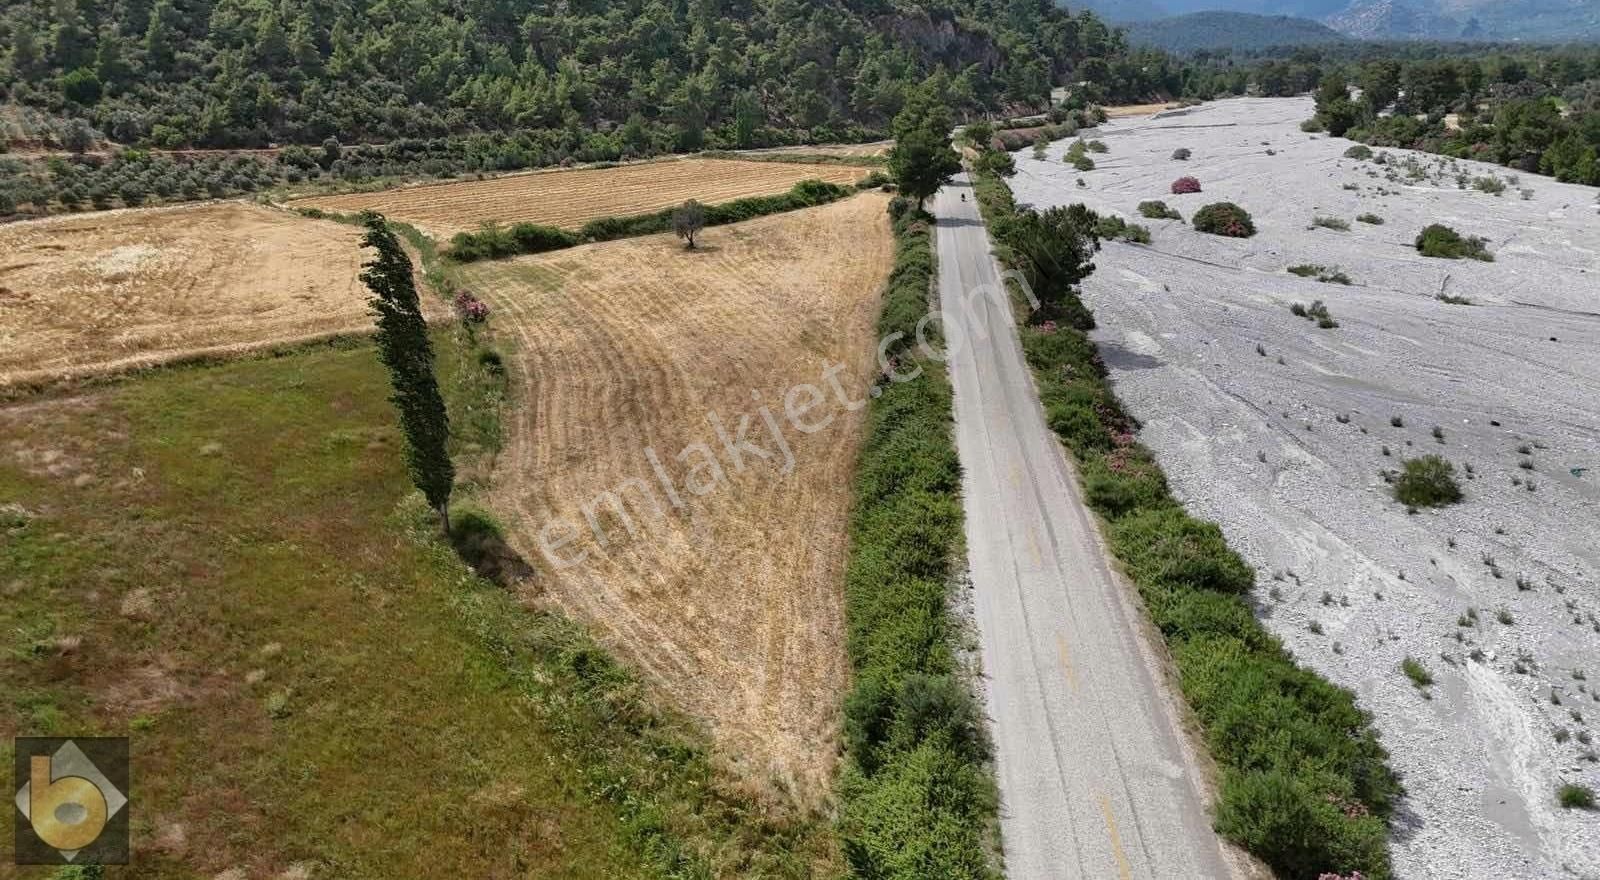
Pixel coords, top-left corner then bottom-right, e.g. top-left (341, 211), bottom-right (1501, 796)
top-left (1124, 11), bottom-right (1352, 52)
top-left (1069, 0), bottom-right (1600, 42)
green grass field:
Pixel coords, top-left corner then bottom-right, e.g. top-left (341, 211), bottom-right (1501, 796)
top-left (1, 334), bottom-right (830, 878)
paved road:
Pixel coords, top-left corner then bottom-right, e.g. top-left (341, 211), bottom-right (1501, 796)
top-left (932, 174), bottom-right (1234, 880)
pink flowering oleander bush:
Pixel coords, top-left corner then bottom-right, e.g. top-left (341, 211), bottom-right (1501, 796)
top-left (1171, 175), bottom-right (1202, 194)
top-left (454, 290), bottom-right (490, 323)
top-left (1192, 202), bottom-right (1257, 238)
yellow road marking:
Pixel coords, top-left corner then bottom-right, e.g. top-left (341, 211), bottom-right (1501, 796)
top-left (1098, 792), bottom-right (1135, 880)
top-left (1054, 632), bottom-right (1079, 693)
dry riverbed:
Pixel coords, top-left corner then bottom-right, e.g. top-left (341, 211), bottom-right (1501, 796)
top-left (1011, 96), bottom-right (1600, 878)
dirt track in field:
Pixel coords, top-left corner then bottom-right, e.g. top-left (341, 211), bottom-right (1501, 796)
top-left (0, 203), bottom-right (415, 391)
top-left (290, 158), bottom-right (868, 239)
top-left (465, 195), bottom-right (892, 801)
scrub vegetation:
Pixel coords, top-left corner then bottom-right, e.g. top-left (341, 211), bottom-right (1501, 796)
top-left (836, 199), bottom-right (997, 879)
top-left (973, 165), bottom-right (1400, 880)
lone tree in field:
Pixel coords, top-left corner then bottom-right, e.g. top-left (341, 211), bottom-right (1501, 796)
top-left (888, 89), bottom-right (961, 208)
top-left (673, 199), bottom-right (706, 249)
top-left (359, 211), bottom-right (455, 533)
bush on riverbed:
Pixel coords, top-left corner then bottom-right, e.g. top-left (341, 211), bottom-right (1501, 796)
top-left (1415, 224), bottom-right (1493, 261)
top-left (1138, 200), bottom-right (1182, 220)
top-left (1171, 175), bottom-right (1202, 194)
top-left (1192, 202), bottom-right (1256, 238)
top-left (1394, 455), bottom-right (1462, 507)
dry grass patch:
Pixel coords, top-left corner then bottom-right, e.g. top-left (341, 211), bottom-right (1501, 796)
top-left (468, 195), bottom-right (893, 802)
top-left (291, 157), bottom-right (867, 239)
top-left (0, 202), bottom-right (420, 391)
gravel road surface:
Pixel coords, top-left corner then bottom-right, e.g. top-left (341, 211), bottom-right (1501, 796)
top-left (933, 175), bottom-right (1237, 880)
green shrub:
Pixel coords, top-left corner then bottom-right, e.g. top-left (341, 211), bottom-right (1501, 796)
top-left (1288, 264), bottom-right (1353, 285)
top-left (1472, 176), bottom-right (1506, 195)
top-left (1138, 200), bottom-right (1182, 220)
top-left (1559, 783), bottom-right (1596, 810)
top-left (1313, 215), bottom-right (1350, 231)
top-left (1192, 202), bottom-right (1256, 238)
top-left (1094, 214), bottom-right (1151, 244)
top-left (1172, 147), bottom-right (1192, 160)
top-left (1072, 154), bottom-right (1095, 171)
top-left (1401, 656), bottom-right (1433, 688)
top-left (1415, 224), bottom-right (1493, 261)
top-left (1213, 768), bottom-right (1390, 879)
top-left (1111, 508), bottom-right (1256, 595)
top-left (1290, 299), bottom-right (1339, 328)
top-left (1085, 139), bottom-right (1108, 153)
top-left (1344, 145), bottom-right (1374, 160)
top-left (1393, 455), bottom-right (1462, 507)
top-left (1357, 213), bottom-right (1384, 225)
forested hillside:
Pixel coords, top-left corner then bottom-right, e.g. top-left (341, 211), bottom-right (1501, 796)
top-left (1307, 49), bottom-right (1600, 184)
top-left (1182, 43), bottom-right (1600, 186)
top-left (0, 0), bottom-right (1170, 151)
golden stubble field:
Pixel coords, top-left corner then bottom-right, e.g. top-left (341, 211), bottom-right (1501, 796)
top-left (463, 194), bottom-right (893, 801)
top-left (0, 203), bottom-right (416, 390)
top-left (290, 157), bottom-right (867, 239)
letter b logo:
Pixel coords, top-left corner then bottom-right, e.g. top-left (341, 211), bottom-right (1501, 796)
top-left (30, 755), bottom-right (109, 851)
top-left (12, 737), bottom-right (129, 864)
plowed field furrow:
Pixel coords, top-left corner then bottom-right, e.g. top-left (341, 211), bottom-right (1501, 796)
top-left (291, 158), bottom-right (868, 239)
top-left (462, 195), bottom-right (892, 801)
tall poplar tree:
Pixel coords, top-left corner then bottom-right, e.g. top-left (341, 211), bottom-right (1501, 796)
top-left (359, 212), bottom-right (454, 532)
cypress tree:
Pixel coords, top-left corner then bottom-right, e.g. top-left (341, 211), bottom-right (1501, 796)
top-left (359, 212), bottom-right (454, 532)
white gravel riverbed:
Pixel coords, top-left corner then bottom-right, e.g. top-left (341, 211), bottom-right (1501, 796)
top-left (1010, 96), bottom-right (1600, 879)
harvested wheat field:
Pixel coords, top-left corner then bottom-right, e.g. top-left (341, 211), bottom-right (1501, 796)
top-left (0, 202), bottom-right (399, 390)
top-left (464, 194), bottom-right (893, 801)
top-left (291, 157), bottom-right (867, 239)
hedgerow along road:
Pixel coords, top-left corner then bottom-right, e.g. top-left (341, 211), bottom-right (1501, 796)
top-left (933, 174), bottom-right (1237, 879)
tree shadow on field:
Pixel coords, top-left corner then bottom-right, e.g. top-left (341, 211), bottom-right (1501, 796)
top-left (450, 506), bottom-right (536, 588)
top-left (677, 242), bottom-right (724, 255)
